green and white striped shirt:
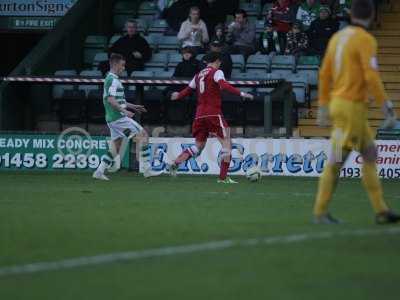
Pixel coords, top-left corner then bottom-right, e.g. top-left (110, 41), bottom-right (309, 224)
top-left (103, 72), bottom-right (127, 123)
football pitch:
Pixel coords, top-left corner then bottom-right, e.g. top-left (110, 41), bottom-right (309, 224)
top-left (0, 172), bottom-right (399, 300)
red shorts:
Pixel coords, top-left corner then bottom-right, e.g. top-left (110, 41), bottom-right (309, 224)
top-left (192, 115), bottom-right (229, 142)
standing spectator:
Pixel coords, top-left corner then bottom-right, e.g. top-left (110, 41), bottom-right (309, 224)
top-left (259, 21), bottom-right (282, 55)
top-left (285, 21), bottom-right (309, 57)
top-left (270, 0), bottom-right (293, 53)
top-left (296, 0), bottom-right (321, 30)
top-left (108, 19), bottom-right (152, 75)
top-left (337, 0), bottom-right (352, 27)
top-left (226, 9), bottom-right (256, 59)
top-left (208, 40), bottom-right (232, 78)
top-left (178, 6), bottom-right (210, 54)
top-left (308, 6), bottom-right (339, 56)
top-left (320, 0), bottom-right (340, 16)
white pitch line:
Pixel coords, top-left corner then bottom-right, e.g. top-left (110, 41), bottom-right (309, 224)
top-left (0, 227), bottom-right (399, 278)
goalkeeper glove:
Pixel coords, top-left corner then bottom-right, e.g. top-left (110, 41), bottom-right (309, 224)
top-left (382, 100), bottom-right (397, 129)
top-left (316, 106), bottom-right (329, 127)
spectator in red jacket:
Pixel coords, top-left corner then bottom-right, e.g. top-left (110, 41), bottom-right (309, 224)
top-left (269, 0), bottom-right (294, 55)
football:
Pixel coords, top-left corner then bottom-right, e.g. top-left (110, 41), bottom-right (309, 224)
top-left (246, 166), bottom-right (262, 182)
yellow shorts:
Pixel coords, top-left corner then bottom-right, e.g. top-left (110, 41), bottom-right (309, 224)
top-left (329, 97), bottom-right (374, 153)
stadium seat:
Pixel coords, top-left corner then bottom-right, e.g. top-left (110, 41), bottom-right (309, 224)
top-left (145, 53), bottom-right (168, 71)
top-left (137, 1), bottom-right (158, 19)
top-left (83, 35), bottom-right (107, 66)
top-left (157, 70), bottom-right (174, 78)
top-left (87, 90), bottom-right (105, 124)
top-left (108, 34), bottom-right (122, 48)
top-left (78, 70), bottom-right (102, 97)
top-left (231, 54), bottom-right (245, 72)
top-left (112, 1), bottom-right (137, 31)
top-left (145, 33), bottom-right (163, 52)
top-left (255, 20), bottom-right (265, 34)
top-left (131, 70), bottom-right (154, 78)
top-left (271, 55), bottom-right (296, 75)
top-left (92, 52), bottom-right (109, 68)
top-left (239, 2), bottom-right (261, 18)
top-left (148, 19), bottom-right (168, 34)
top-left (246, 54), bottom-right (271, 72)
top-left (296, 56), bottom-right (320, 86)
top-left (52, 70), bottom-right (77, 99)
top-left (157, 36), bottom-right (180, 52)
top-left (285, 73), bottom-right (309, 104)
top-left (59, 89), bottom-right (87, 130)
top-left (167, 53), bottom-right (182, 69)
top-left (262, 3), bottom-right (273, 14)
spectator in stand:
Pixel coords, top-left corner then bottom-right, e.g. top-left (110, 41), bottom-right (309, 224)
top-left (174, 46), bottom-right (204, 78)
top-left (259, 21), bottom-right (282, 55)
top-left (177, 6), bottom-right (210, 54)
top-left (320, 0), bottom-right (340, 16)
top-left (337, 0), bottom-right (352, 27)
top-left (226, 9), bottom-right (256, 60)
top-left (209, 23), bottom-right (229, 53)
top-left (199, 0), bottom-right (238, 36)
top-left (296, 0), bottom-right (321, 30)
top-left (270, 0), bottom-right (293, 53)
top-left (165, 46), bottom-right (203, 99)
top-left (108, 19), bottom-right (152, 75)
top-left (208, 40), bottom-right (232, 78)
top-left (285, 21), bottom-right (309, 57)
top-left (308, 6), bottom-right (339, 56)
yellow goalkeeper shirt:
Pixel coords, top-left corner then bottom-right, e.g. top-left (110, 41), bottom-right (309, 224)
top-left (318, 25), bottom-right (388, 106)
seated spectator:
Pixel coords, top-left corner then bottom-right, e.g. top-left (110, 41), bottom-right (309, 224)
top-left (211, 23), bottom-right (226, 47)
top-left (270, 0), bottom-right (293, 53)
top-left (226, 9), bottom-right (256, 59)
top-left (200, 0), bottom-right (238, 36)
top-left (164, 46), bottom-right (203, 100)
top-left (177, 6), bottom-right (210, 54)
top-left (108, 19), bottom-right (152, 75)
top-left (308, 6), bottom-right (339, 56)
top-left (285, 21), bottom-right (309, 57)
top-left (208, 40), bottom-right (232, 78)
top-left (296, 0), bottom-right (321, 30)
top-left (173, 46), bottom-right (204, 78)
top-left (259, 21), bottom-right (282, 55)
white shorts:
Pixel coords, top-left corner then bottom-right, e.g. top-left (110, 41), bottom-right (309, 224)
top-left (107, 117), bottom-right (144, 141)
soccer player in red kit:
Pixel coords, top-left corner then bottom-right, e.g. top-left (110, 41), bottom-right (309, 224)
top-left (168, 52), bottom-right (254, 183)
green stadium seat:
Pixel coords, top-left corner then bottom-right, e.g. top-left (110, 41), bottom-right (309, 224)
top-left (157, 70), bottom-right (174, 78)
top-left (83, 35), bottom-right (107, 66)
top-left (108, 34), bottom-right (122, 48)
top-left (131, 70), bottom-right (154, 78)
top-left (145, 33), bottom-right (163, 51)
top-left (92, 52), bottom-right (108, 68)
top-left (145, 53), bottom-right (169, 70)
top-left (246, 54), bottom-right (271, 72)
top-left (231, 54), bottom-right (245, 72)
top-left (167, 53), bottom-right (182, 69)
top-left (239, 2), bottom-right (261, 17)
top-left (53, 70), bottom-right (77, 99)
top-left (255, 19), bottom-right (265, 34)
top-left (296, 56), bottom-right (320, 86)
top-left (271, 55), bottom-right (296, 75)
top-left (148, 19), bottom-right (168, 34)
top-left (138, 1), bottom-right (158, 17)
top-left (157, 36), bottom-right (179, 52)
top-left (113, 1), bottom-right (136, 30)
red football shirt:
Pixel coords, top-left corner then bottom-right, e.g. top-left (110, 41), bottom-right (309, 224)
top-left (188, 67), bottom-right (226, 119)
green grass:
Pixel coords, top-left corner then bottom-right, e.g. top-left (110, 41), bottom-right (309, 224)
top-left (0, 172), bottom-right (399, 300)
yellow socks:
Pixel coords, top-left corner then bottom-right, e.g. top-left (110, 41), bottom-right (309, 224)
top-left (362, 162), bottom-right (388, 214)
top-left (314, 163), bottom-right (340, 216)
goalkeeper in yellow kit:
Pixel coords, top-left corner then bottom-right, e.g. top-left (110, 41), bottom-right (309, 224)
top-left (313, 0), bottom-right (399, 224)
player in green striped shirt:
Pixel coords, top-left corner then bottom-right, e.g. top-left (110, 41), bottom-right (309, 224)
top-left (93, 53), bottom-right (159, 180)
